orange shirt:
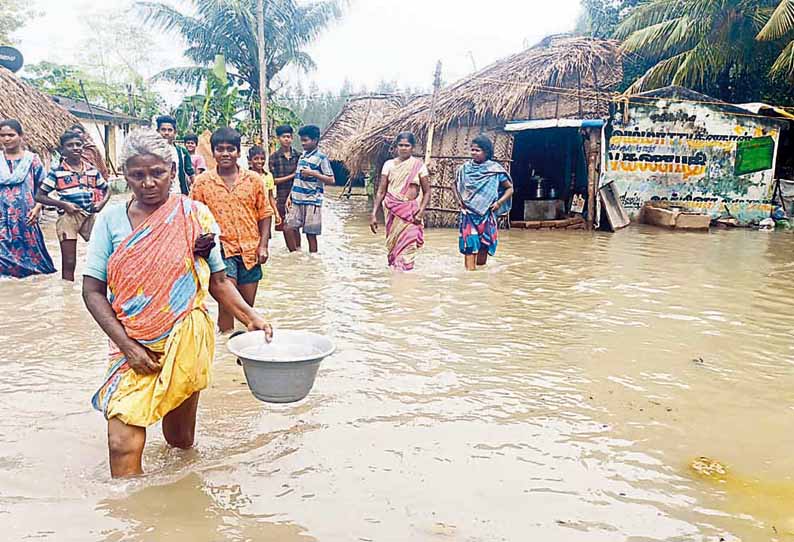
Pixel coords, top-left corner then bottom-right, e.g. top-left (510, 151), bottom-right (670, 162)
top-left (190, 168), bottom-right (273, 270)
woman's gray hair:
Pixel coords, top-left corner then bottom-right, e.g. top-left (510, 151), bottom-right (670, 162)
top-left (120, 129), bottom-right (173, 170)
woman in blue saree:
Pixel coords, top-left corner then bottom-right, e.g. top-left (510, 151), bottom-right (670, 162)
top-left (0, 119), bottom-right (55, 278)
top-left (453, 135), bottom-right (514, 271)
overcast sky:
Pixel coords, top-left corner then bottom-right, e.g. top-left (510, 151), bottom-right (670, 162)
top-left (17, 0), bottom-right (582, 100)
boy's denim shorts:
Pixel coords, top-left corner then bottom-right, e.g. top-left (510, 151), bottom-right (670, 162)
top-left (223, 255), bottom-right (262, 285)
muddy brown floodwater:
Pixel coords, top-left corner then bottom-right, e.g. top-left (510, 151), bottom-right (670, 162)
top-left (2, 193), bottom-right (794, 541)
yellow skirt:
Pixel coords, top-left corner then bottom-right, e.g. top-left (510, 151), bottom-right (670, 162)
top-left (100, 309), bottom-right (215, 427)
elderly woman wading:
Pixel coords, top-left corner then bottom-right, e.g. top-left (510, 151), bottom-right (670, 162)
top-left (82, 130), bottom-right (272, 478)
top-left (453, 135), bottom-right (513, 271)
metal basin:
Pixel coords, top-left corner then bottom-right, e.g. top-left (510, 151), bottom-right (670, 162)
top-left (228, 330), bottom-right (335, 403)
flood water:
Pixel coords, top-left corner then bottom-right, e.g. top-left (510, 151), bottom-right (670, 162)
top-left (3, 193), bottom-right (794, 541)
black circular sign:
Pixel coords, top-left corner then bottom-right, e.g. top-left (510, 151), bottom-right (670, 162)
top-left (0, 46), bottom-right (24, 73)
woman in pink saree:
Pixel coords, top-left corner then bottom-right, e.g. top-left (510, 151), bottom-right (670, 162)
top-left (370, 132), bottom-right (431, 271)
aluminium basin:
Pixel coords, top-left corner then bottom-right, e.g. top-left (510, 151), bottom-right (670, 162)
top-left (228, 330), bottom-right (335, 403)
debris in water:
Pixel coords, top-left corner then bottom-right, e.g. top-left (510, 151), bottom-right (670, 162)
top-left (690, 456), bottom-right (728, 480)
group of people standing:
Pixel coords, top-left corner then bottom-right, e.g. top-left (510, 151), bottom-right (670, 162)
top-left (82, 119), bottom-right (343, 477)
top-left (0, 120), bottom-right (110, 281)
top-left (371, 132), bottom-right (514, 271)
top-left (0, 112), bottom-right (514, 478)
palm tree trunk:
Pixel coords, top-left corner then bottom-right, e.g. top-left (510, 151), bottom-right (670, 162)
top-left (257, 0), bottom-right (269, 166)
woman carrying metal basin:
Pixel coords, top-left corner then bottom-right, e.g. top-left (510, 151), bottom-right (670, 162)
top-left (82, 129), bottom-right (272, 478)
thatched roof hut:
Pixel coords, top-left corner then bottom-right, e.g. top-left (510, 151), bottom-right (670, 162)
top-left (0, 67), bottom-right (79, 156)
top-left (346, 36), bottom-right (622, 174)
top-left (321, 94), bottom-right (413, 164)
top-left (346, 36), bottom-right (622, 228)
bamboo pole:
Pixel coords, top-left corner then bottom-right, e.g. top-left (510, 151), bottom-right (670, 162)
top-left (256, 0), bottom-right (269, 168)
top-left (424, 61), bottom-right (443, 164)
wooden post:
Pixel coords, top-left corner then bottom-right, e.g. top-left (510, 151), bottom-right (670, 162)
top-left (127, 84), bottom-right (135, 117)
top-left (424, 61), bottom-right (443, 164)
top-left (256, 0), bottom-right (269, 167)
top-left (585, 128), bottom-right (599, 230)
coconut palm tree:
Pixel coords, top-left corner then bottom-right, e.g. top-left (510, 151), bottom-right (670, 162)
top-left (137, 0), bottom-right (344, 96)
top-left (615, 0), bottom-right (782, 97)
top-left (757, 0), bottom-right (794, 78)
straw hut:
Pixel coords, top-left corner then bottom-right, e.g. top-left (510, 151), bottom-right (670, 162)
top-left (323, 95), bottom-right (413, 161)
top-left (321, 94), bottom-right (413, 187)
top-left (347, 36), bottom-right (623, 228)
top-left (0, 67), bottom-right (79, 160)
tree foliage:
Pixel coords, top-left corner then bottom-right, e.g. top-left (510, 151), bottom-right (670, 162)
top-left (758, 0), bottom-right (794, 79)
top-left (577, 0), bottom-right (794, 104)
top-left (170, 57), bottom-right (302, 141)
top-left (576, 0), bottom-right (640, 38)
top-left (137, 0), bottom-right (345, 97)
top-left (278, 78), bottom-right (422, 131)
top-left (22, 62), bottom-right (163, 120)
top-left (19, 6), bottom-right (167, 121)
top-left (0, 0), bottom-right (38, 45)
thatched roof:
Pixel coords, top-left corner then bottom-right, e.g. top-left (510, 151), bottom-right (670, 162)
top-left (346, 36), bottom-right (622, 171)
top-left (321, 94), bottom-right (414, 162)
top-left (0, 67), bottom-right (80, 156)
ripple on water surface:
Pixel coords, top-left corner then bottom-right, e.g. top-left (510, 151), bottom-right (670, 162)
top-left (2, 198), bottom-right (794, 541)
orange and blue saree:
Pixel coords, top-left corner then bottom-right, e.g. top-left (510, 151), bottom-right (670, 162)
top-left (91, 196), bottom-right (216, 427)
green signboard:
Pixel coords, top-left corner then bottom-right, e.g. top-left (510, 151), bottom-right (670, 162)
top-left (735, 136), bottom-right (775, 176)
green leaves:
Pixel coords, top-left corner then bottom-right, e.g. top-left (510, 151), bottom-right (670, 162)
top-left (758, 0), bottom-right (794, 40)
top-left (138, 0), bottom-right (345, 97)
top-left (770, 38), bottom-right (794, 77)
top-left (138, 0), bottom-right (343, 139)
top-left (21, 61), bottom-right (163, 120)
top-left (0, 0), bottom-right (40, 45)
top-left (617, 0), bottom-right (794, 96)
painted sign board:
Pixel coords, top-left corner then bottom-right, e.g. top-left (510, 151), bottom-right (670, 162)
top-left (602, 98), bottom-right (781, 224)
top-left (0, 46), bottom-right (23, 73)
top-left (735, 136), bottom-right (775, 176)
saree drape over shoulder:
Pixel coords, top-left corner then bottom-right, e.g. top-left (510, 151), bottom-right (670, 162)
top-left (456, 160), bottom-right (512, 256)
top-left (382, 157), bottom-right (425, 271)
top-left (91, 196), bottom-right (216, 427)
top-left (0, 151), bottom-right (55, 278)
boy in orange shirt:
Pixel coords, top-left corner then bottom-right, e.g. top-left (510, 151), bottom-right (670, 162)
top-left (190, 127), bottom-right (273, 332)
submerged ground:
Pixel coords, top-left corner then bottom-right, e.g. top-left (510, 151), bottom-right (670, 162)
top-left (2, 193), bottom-right (794, 541)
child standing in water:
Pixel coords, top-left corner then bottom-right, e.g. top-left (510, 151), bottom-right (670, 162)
top-left (36, 130), bottom-right (110, 281)
top-left (284, 125), bottom-right (335, 253)
top-left (269, 125), bottom-right (300, 247)
top-left (248, 146), bottom-right (281, 230)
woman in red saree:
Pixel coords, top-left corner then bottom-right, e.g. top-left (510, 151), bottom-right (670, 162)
top-left (83, 130), bottom-right (272, 478)
top-left (370, 132), bottom-right (431, 271)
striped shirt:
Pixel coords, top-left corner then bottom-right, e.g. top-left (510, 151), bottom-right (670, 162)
top-left (291, 148), bottom-right (333, 207)
top-left (41, 160), bottom-right (107, 213)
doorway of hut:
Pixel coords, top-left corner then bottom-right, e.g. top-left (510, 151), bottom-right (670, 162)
top-left (330, 160), bottom-right (366, 198)
top-left (509, 127), bottom-right (589, 230)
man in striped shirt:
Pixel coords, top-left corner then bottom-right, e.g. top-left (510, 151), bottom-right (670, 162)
top-left (284, 125), bottom-right (335, 253)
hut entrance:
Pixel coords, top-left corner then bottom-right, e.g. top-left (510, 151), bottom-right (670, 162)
top-left (508, 126), bottom-right (592, 230)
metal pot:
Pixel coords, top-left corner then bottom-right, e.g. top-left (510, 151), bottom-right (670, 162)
top-left (532, 175), bottom-right (546, 200)
top-left (228, 330), bottom-right (336, 403)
